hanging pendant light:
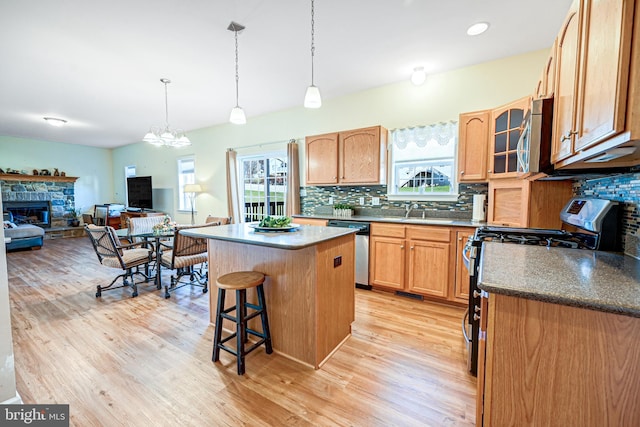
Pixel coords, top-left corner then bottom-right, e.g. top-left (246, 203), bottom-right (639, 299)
top-left (304, 0), bottom-right (322, 108)
top-left (228, 22), bottom-right (247, 125)
top-left (143, 78), bottom-right (191, 147)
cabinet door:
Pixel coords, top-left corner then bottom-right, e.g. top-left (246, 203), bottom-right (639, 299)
top-left (339, 126), bottom-right (381, 184)
top-left (487, 179), bottom-right (529, 227)
top-left (458, 111), bottom-right (490, 182)
top-left (370, 236), bottom-right (405, 290)
top-left (407, 240), bottom-right (450, 298)
top-left (306, 133), bottom-right (339, 185)
top-left (573, 0), bottom-right (633, 152)
top-left (543, 40), bottom-right (557, 98)
top-left (454, 231), bottom-right (471, 303)
top-left (293, 217), bottom-right (327, 226)
top-left (552, 1), bottom-right (581, 163)
top-left (489, 97), bottom-right (530, 178)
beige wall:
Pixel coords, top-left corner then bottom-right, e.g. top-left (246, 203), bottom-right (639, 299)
top-left (113, 49), bottom-right (548, 224)
top-left (0, 136), bottom-right (114, 215)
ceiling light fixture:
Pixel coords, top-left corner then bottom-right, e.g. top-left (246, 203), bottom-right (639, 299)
top-left (467, 22), bottom-right (490, 36)
top-left (304, 0), bottom-right (322, 108)
top-left (143, 78), bottom-right (191, 147)
top-left (411, 67), bottom-right (427, 86)
top-left (228, 22), bottom-right (247, 125)
top-left (43, 117), bottom-right (67, 127)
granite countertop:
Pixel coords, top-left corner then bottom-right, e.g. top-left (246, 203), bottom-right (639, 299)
top-left (181, 223), bottom-right (356, 250)
top-left (478, 241), bottom-right (640, 318)
top-left (292, 214), bottom-right (482, 228)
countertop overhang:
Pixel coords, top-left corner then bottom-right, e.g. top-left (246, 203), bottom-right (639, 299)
top-left (293, 214), bottom-right (482, 228)
top-left (181, 223), bottom-right (356, 250)
top-left (478, 241), bottom-right (640, 317)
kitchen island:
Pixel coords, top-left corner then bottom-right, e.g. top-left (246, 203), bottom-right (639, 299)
top-left (476, 243), bottom-right (640, 426)
top-left (182, 223), bottom-right (357, 369)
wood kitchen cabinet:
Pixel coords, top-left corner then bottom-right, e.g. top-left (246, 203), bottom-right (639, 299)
top-left (535, 40), bottom-right (557, 99)
top-left (370, 223), bottom-right (459, 303)
top-left (305, 125), bottom-right (387, 186)
top-left (477, 293), bottom-right (640, 426)
top-left (454, 230), bottom-right (472, 303)
top-left (552, 0), bottom-right (639, 168)
top-left (292, 217), bottom-right (327, 226)
top-left (458, 110), bottom-right (490, 182)
top-left (488, 96), bottom-right (530, 179)
top-left (487, 178), bottom-right (573, 228)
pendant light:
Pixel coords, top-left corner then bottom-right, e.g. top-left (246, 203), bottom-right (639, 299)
top-left (304, 0), bottom-right (322, 108)
top-left (143, 78), bottom-right (191, 147)
top-left (228, 22), bottom-right (247, 125)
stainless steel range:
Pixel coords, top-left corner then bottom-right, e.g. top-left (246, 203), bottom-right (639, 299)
top-left (462, 197), bottom-right (620, 376)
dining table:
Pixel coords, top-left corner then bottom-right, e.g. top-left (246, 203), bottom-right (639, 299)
top-left (116, 228), bottom-right (174, 289)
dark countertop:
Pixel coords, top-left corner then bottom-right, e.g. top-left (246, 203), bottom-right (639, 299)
top-left (478, 241), bottom-right (640, 318)
top-left (181, 223), bottom-right (356, 250)
top-left (292, 214), bottom-right (482, 228)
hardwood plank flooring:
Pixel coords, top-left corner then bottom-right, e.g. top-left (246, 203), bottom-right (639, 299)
top-left (6, 237), bottom-right (476, 426)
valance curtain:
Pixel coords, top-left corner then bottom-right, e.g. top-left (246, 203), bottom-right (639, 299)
top-left (225, 149), bottom-right (244, 224)
top-left (391, 121), bottom-right (458, 150)
top-left (285, 140), bottom-right (300, 216)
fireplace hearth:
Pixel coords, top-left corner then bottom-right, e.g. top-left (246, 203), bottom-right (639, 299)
top-left (4, 201), bottom-right (52, 228)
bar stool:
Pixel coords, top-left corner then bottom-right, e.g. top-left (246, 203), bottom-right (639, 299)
top-left (212, 271), bottom-right (273, 375)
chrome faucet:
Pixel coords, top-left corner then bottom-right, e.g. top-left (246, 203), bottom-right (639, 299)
top-left (404, 203), bottom-right (419, 218)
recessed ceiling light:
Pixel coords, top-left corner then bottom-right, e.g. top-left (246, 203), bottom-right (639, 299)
top-left (467, 22), bottom-right (490, 36)
top-left (43, 117), bottom-right (67, 127)
top-left (411, 67), bottom-right (427, 86)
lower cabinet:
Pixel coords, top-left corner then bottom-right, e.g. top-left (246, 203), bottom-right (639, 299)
top-left (454, 230), bottom-right (472, 303)
top-left (292, 217), bottom-right (327, 226)
top-left (370, 223), bottom-right (469, 304)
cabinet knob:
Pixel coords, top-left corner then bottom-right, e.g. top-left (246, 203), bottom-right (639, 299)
top-left (410, 246), bottom-right (414, 250)
top-left (487, 169), bottom-right (492, 173)
top-left (400, 245), bottom-right (405, 249)
top-left (460, 171), bottom-right (465, 175)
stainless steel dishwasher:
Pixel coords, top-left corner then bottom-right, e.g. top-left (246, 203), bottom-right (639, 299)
top-left (326, 220), bottom-right (371, 289)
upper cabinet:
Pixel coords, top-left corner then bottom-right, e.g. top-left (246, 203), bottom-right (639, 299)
top-left (552, 0), bottom-right (640, 168)
top-left (305, 125), bottom-right (387, 186)
top-left (488, 96), bottom-right (530, 179)
top-left (535, 40), bottom-right (557, 99)
top-left (458, 110), bottom-right (490, 182)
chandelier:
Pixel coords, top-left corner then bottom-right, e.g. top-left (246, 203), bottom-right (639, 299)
top-left (143, 78), bottom-right (191, 147)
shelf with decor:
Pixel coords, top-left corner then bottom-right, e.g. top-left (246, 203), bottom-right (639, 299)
top-left (0, 174), bottom-right (78, 183)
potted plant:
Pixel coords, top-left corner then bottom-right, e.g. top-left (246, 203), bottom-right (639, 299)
top-left (67, 207), bottom-right (82, 227)
top-left (333, 203), bottom-right (354, 218)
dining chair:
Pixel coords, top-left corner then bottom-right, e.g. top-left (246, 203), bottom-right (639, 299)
top-left (84, 224), bottom-right (155, 298)
top-left (205, 215), bottom-right (232, 225)
top-left (158, 222), bottom-right (220, 299)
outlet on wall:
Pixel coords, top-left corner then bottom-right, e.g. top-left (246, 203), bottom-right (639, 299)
top-left (329, 196), bottom-right (334, 204)
top-left (371, 197), bottom-right (380, 206)
top-left (359, 197), bottom-right (365, 205)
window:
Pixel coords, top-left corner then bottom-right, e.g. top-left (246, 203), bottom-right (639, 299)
top-left (177, 157), bottom-right (195, 211)
top-left (239, 152), bottom-right (287, 221)
top-left (388, 122), bottom-right (458, 200)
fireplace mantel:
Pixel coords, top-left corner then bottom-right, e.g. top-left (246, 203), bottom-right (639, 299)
top-left (0, 174), bottom-right (78, 183)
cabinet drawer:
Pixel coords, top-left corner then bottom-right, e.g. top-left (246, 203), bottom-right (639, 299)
top-left (406, 226), bottom-right (451, 242)
top-left (371, 223), bottom-right (405, 238)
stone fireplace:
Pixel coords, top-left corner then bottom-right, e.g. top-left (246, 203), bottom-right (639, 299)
top-left (1, 174), bottom-right (78, 229)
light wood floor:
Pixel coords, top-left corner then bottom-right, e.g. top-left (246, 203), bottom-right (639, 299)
top-left (6, 237), bottom-right (476, 426)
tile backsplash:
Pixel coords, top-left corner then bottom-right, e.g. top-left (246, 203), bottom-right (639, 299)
top-left (301, 183), bottom-right (488, 218)
top-left (574, 170), bottom-right (640, 257)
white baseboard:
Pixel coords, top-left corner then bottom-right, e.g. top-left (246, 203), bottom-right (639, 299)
top-left (2, 391), bottom-right (23, 404)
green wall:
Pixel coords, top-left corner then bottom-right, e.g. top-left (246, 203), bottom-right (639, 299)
top-left (113, 49), bottom-right (549, 224)
top-left (0, 136), bottom-right (114, 215)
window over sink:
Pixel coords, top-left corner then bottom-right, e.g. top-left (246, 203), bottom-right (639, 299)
top-left (388, 121), bottom-right (458, 201)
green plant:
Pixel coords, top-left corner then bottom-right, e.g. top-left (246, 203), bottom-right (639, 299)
top-left (333, 203), bottom-right (353, 210)
top-left (67, 206), bottom-right (82, 218)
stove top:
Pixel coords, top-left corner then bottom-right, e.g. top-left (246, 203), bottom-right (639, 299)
top-left (473, 226), bottom-right (599, 250)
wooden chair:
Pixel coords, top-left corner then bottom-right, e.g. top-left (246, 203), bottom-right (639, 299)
top-left (158, 222), bottom-right (220, 299)
top-left (205, 216), bottom-right (232, 225)
top-left (84, 224), bottom-right (155, 298)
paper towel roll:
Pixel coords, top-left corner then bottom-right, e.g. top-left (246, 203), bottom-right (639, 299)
top-left (472, 194), bottom-right (487, 222)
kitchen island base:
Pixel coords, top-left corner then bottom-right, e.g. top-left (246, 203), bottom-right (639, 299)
top-left (207, 233), bottom-right (355, 369)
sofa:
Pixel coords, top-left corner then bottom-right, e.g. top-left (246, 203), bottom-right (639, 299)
top-left (3, 212), bottom-right (45, 251)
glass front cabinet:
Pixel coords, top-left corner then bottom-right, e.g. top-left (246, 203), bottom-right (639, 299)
top-left (488, 96), bottom-right (530, 178)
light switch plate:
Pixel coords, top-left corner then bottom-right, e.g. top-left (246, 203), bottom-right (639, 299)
top-left (300, 189), bottom-right (307, 197)
top-left (372, 197), bottom-right (380, 206)
top-left (329, 196), bottom-right (334, 204)
top-left (359, 197), bottom-right (365, 205)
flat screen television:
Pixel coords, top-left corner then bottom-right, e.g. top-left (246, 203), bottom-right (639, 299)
top-left (127, 176), bottom-right (153, 210)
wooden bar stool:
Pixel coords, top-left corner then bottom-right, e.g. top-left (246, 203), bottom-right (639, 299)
top-left (212, 271), bottom-right (273, 375)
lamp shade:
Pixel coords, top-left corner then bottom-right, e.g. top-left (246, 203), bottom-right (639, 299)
top-left (184, 184), bottom-right (203, 193)
top-left (304, 85), bottom-right (322, 108)
top-left (229, 106), bottom-right (247, 124)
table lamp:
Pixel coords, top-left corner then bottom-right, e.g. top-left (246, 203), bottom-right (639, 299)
top-left (184, 184), bottom-right (203, 224)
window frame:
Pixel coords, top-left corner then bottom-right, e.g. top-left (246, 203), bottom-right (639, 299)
top-left (177, 156), bottom-right (196, 212)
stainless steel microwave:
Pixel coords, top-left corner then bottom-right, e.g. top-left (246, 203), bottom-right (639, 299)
top-left (516, 97), bottom-right (554, 175)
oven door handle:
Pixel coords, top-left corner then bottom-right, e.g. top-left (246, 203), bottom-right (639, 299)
top-left (463, 241), bottom-right (475, 276)
top-left (462, 308), bottom-right (470, 344)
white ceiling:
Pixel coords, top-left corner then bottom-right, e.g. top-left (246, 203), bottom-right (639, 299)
top-left (0, 0), bottom-right (572, 149)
